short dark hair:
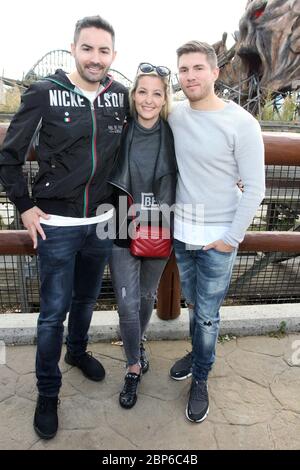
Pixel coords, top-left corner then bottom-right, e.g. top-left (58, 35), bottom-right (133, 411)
top-left (176, 40), bottom-right (217, 68)
top-left (74, 15), bottom-right (115, 47)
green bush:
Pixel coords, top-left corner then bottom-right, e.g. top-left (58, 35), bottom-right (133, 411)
top-left (0, 86), bottom-right (21, 113)
top-left (259, 91), bottom-right (298, 122)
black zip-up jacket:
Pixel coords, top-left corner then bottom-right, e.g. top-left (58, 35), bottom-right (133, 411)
top-left (0, 69), bottom-right (129, 217)
top-left (108, 118), bottom-right (178, 247)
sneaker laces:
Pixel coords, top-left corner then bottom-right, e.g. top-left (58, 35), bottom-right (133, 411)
top-left (123, 373), bottom-right (140, 393)
top-left (38, 396), bottom-right (60, 412)
top-left (84, 351), bottom-right (94, 358)
top-left (77, 351), bottom-right (94, 364)
top-left (190, 380), bottom-right (208, 401)
top-left (179, 351), bottom-right (192, 365)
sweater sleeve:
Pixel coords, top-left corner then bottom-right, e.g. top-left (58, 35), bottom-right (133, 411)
top-left (222, 118), bottom-right (265, 247)
top-left (0, 83), bottom-right (43, 213)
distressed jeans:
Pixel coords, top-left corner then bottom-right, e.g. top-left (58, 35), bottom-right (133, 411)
top-left (36, 224), bottom-right (113, 397)
top-left (110, 245), bottom-right (167, 366)
top-left (174, 239), bottom-right (237, 381)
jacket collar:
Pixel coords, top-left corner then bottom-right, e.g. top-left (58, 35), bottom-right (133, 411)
top-left (109, 118), bottom-right (176, 197)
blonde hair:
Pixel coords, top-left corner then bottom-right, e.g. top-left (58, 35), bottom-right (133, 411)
top-left (129, 72), bottom-right (172, 121)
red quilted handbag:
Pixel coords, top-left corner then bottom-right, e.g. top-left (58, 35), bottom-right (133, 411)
top-left (130, 225), bottom-right (172, 258)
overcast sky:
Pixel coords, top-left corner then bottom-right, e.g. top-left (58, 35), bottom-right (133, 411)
top-left (1, 0), bottom-right (247, 81)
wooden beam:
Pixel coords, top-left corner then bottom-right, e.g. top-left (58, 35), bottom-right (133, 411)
top-left (1, 124), bottom-right (300, 164)
top-left (1, 125), bottom-right (300, 253)
top-left (239, 231), bottom-right (300, 252)
top-left (263, 132), bottom-right (300, 166)
top-left (0, 230), bottom-right (36, 255)
top-left (0, 230), bottom-right (300, 255)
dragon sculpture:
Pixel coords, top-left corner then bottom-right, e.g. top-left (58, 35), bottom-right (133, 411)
top-left (215, 0), bottom-right (300, 110)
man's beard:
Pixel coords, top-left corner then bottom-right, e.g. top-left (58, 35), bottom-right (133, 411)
top-left (182, 82), bottom-right (212, 102)
top-left (76, 61), bottom-right (108, 84)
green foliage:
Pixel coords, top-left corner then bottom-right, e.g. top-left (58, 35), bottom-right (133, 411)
top-left (259, 91), bottom-right (275, 121)
top-left (268, 321), bottom-right (287, 339)
top-left (218, 333), bottom-right (237, 344)
top-left (0, 86), bottom-right (21, 113)
top-left (280, 95), bottom-right (298, 122)
top-left (259, 91), bottom-right (298, 122)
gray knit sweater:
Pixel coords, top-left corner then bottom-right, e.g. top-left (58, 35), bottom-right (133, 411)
top-left (168, 100), bottom-right (265, 247)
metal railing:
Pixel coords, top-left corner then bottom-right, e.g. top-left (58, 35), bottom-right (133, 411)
top-left (1, 128), bottom-right (300, 312)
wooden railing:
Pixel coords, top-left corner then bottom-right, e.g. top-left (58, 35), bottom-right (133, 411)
top-left (0, 230), bottom-right (300, 256)
top-left (1, 125), bottom-right (300, 254)
top-left (1, 124), bottom-right (300, 317)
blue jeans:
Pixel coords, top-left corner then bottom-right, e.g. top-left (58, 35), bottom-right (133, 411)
top-left (174, 239), bottom-right (237, 381)
top-left (36, 224), bottom-right (113, 397)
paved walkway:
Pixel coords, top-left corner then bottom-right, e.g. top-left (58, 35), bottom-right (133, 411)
top-left (0, 335), bottom-right (300, 450)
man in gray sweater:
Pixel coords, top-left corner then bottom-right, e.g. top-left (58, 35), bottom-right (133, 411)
top-left (168, 41), bottom-right (265, 423)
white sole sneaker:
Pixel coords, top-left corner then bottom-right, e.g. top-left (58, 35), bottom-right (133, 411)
top-left (169, 371), bottom-right (192, 381)
top-left (185, 405), bottom-right (209, 423)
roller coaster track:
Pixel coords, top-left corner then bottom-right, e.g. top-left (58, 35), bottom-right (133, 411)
top-left (3, 48), bottom-right (297, 114)
top-left (2, 49), bottom-right (186, 93)
top-left (2, 49), bottom-right (133, 89)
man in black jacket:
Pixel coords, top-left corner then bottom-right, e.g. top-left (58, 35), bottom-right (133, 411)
top-left (0, 15), bottom-right (129, 439)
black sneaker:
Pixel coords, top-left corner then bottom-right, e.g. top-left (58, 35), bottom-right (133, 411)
top-left (170, 351), bottom-right (192, 380)
top-left (64, 351), bottom-right (105, 381)
top-left (33, 395), bottom-right (59, 440)
top-left (119, 373), bottom-right (140, 409)
top-left (186, 379), bottom-right (209, 423)
top-left (140, 343), bottom-right (149, 374)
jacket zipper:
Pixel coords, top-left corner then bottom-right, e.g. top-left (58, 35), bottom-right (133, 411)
top-left (83, 103), bottom-right (97, 217)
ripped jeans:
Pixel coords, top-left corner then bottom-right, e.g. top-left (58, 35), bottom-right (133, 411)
top-left (109, 245), bottom-right (167, 366)
top-left (174, 239), bottom-right (237, 381)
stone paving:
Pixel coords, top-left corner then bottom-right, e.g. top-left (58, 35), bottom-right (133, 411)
top-left (0, 335), bottom-right (300, 450)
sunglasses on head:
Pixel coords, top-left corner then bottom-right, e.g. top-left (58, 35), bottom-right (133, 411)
top-left (137, 62), bottom-right (171, 78)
